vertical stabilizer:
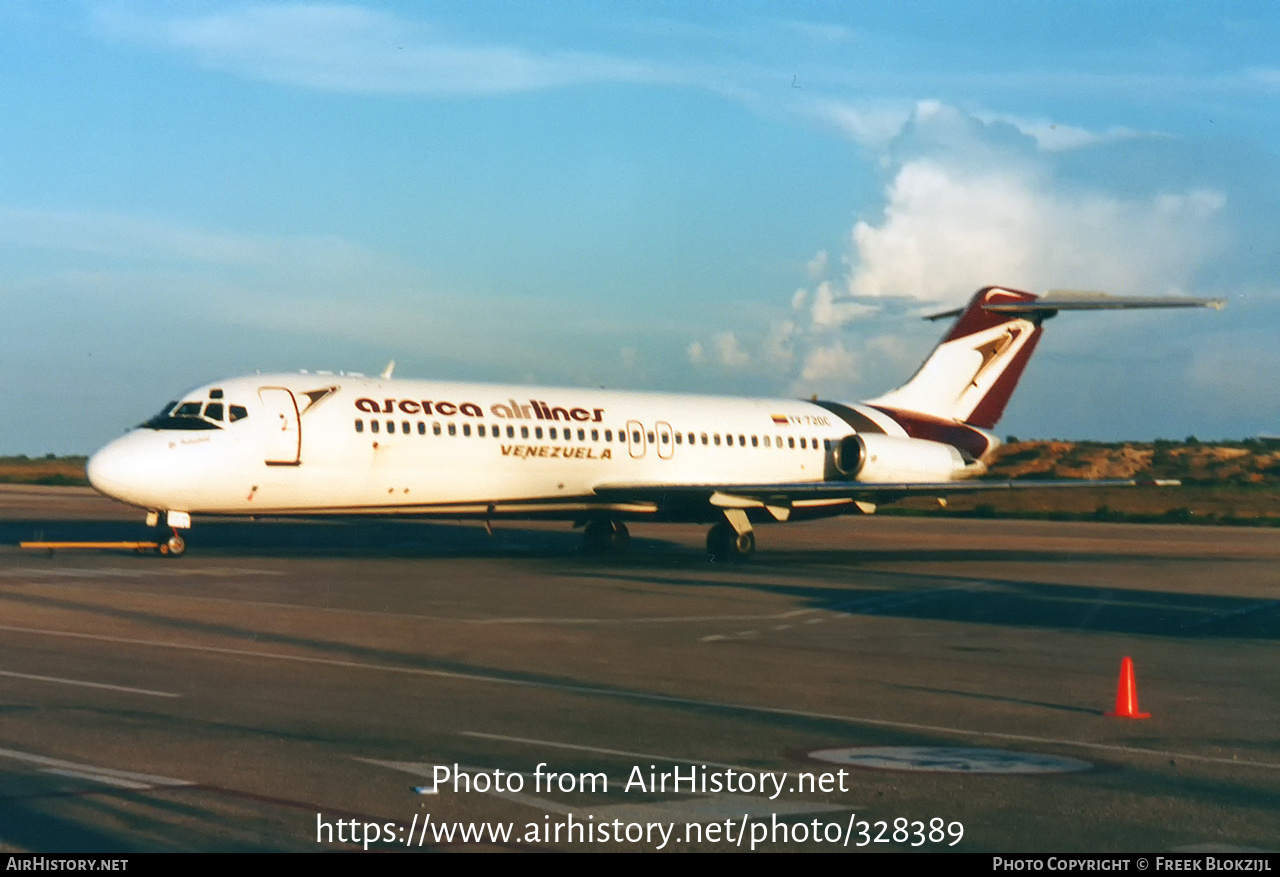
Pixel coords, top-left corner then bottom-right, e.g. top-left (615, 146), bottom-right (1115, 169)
top-left (869, 287), bottom-right (1043, 429)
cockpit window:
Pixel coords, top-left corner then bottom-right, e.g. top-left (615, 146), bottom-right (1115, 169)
top-left (141, 397), bottom-right (225, 430)
top-left (229, 405), bottom-right (248, 422)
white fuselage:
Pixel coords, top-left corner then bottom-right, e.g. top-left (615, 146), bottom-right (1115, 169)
top-left (87, 373), bottom-right (955, 521)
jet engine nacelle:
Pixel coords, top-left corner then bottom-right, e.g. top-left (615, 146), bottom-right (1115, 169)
top-left (833, 433), bottom-right (969, 483)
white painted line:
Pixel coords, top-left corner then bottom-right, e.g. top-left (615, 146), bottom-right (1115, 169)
top-left (461, 731), bottom-right (779, 775)
top-left (43, 768), bottom-right (155, 790)
top-left (0, 669), bottom-right (179, 698)
top-left (0, 746), bottom-right (192, 788)
top-left (1, 622), bottom-right (1275, 773)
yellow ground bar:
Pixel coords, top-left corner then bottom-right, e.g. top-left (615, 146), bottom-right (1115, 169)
top-left (20, 542), bottom-right (158, 551)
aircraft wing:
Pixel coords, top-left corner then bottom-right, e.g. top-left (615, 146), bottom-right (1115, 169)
top-left (592, 478), bottom-right (1179, 511)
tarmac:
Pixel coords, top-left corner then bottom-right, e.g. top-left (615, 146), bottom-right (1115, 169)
top-left (0, 484), bottom-right (1276, 852)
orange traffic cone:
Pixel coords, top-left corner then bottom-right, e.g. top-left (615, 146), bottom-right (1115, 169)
top-left (1106, 656), bottom-right (1151, 719)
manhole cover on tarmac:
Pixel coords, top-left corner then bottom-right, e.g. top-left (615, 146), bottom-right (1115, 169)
top-left (809, 746), bottom-right (1092, 774)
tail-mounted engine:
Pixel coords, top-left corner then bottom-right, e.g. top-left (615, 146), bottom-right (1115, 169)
top-left (832, 433), bottom-right (970, 483)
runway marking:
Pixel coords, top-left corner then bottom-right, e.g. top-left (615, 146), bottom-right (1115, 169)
top-left (0, 746), bottom-right (192, 790)
top-left (1, 621), bottom-right (1277, 773)
top-left (0, 668), bottom-right (179, 698)
top-left (461, 731), bottom-right (777, 773)
top-left (43, 768), bottom-right (155, 790)
top-left (0, 580), bottom-right (820, 628)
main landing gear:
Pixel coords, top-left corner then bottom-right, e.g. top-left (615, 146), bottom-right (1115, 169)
top-left (706, 521), bottom-right (755, 561)
top-left (582, 518), bottom-right (630, 553)
top-left (706, 508), bottom-right (756, 561)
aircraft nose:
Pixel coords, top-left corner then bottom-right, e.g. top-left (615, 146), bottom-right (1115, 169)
top-left (87, 436), bottom-right (141, 500)
top-left (87, 432), bottom-right (180, 507)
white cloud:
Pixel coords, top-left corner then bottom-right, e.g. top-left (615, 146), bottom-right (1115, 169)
top-left (713, 332), bottom-right (750, 368)
top-left (810, 280), bottom-right (879, 328)
top-left (686, 340), bottom-right (704, 364)
top-left (844, 159), bottom-right (1226, 307)
top-left (805, 99), bottom-right (913, 149)
top-left (981, 116), bottom-right (1157, 152)
top-left (97, 4), bottom-right (665, 96)
top-left (685, 100), bottom-right (1232, 406)
top-left (806, 250), bottom-right (829, 279)
top-left (793, 340), bottom-right (860, 397)
top-left (763, 320), bottom-right (796, 367)
top-left (0, 205), bottom-right (268, 263)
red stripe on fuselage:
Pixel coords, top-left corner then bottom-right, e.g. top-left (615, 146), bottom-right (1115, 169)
top-left (866, 406), bottom-right (998, 460)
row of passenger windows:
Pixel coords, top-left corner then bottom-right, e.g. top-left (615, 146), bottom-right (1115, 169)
top-left (354, 419), bottom-right (822, 450)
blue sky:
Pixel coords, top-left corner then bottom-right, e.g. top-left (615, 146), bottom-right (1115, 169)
top-left (2, 1), bottom-right (1278, 453)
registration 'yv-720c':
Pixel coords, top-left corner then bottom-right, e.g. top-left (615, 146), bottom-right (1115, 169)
top-left (87, 287), bottom-right (1220, 558)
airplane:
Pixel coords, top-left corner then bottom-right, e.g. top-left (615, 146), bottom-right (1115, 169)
top-left (86, 286), bottom-right (1222, 558)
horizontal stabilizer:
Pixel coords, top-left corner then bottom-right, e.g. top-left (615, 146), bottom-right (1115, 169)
top-left (988, 290), bottom-right (1226, 313)
top-left (925, 290), bottom-right (1225, 320)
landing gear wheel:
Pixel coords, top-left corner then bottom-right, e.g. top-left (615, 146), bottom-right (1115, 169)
top-left (583, 519), bottom-right (630, 553)
top-left (707, 522), bottom-right (755, 561)
top-left (155, 532), bottom-right (186, 558)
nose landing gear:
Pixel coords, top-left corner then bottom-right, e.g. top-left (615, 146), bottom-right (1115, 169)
top-left (155, 531), bottom-right (186, 557)
top-left (146, 511), bottom-right (190, 558)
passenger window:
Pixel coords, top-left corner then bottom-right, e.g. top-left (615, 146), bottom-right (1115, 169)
top-left (433, 422), bottom-right (442, 435)
top-left (507, 425), bottom-right (515, 438)
top-left (448, 423), bottom-right (457, 436)
top-left (646, 431), bottom-right (654, 443)
top-left (701, 433), bottom-right (708, 445)
top-left (661, 432), bottom-right (669, 444)
top-left (788, 437), bottom-right (795, 448)
top-left (371, 421), bottom-right (380, 434)
top-left (763, 436), bottom-right (770, 448)
top-left (725, 434), bottom-right (733, 446)
top-left (535, 427), bottom-right (543, 439)
top-left (751, 435), bottom-right (758, 447)
top-left (675, 433), bottom-right (682, 444)
top-left (632, 431), bottom-right (641, 443)
top-left (800, 438), bottom-right (807, 449)
top-left (591, 429), bottom-right (598, 441)
top-left (521, 426), bottom-right (529, 439)
top-left (550, 428), bottom-right (558, 439)
top-left (463, 423), bottom-right (471, 437)
top-left (604, 430), bottom-right (612, 441)
top-left (714, 434), bottom-right (721, 446)
top-left (478, 424), bottom-right (486, 437)
top-left (386, 420), bottom-right (394, 433)
top-left (355, 419), bottom-right (364, 433)
top-left (229, 405), bottom-right (248, 422)
top-left (578, 429), bottom-right (585, 441)
top-left (204, 403), bottom-right (224, 421)
top-left (418, 422), bottom-right (426, 435)
top-left (403, 421), bottom-right (410, 433)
